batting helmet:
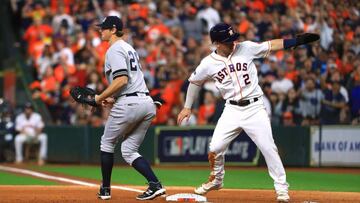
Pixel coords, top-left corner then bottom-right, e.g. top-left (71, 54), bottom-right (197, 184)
top-left (210, 23), bottom-right (240, 43)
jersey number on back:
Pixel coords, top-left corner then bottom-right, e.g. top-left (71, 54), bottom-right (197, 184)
top-left (128, 51), bottom-right (141, 71)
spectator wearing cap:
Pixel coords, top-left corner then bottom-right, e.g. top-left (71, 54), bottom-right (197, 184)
top-left (320, 81), bottom-right (347, 124)
top-left (14, 103), bottom-right (47, 165)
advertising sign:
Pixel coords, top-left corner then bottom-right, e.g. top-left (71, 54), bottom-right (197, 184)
top-left (310, 126), bottom-right (360, 166)
top-left (156, 127), bottom-right (259, 165)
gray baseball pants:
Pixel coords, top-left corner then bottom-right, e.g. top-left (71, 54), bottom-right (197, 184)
top-left (100, 95), bottom-right (155, 164)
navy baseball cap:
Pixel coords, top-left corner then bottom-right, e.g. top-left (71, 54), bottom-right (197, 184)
top-left (96, 16), bottom-right (123, 31)
top-left (210, 23), bottom-right (240, 43)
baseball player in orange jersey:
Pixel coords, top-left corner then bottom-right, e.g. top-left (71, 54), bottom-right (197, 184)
top-left (177, 23), bottom-right (319, 202)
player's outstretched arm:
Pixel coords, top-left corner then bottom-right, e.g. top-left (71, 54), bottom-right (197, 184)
top-left (177, 82), bottom-right (201, 125)
top-left (270, 33), bottom-right (320, 51)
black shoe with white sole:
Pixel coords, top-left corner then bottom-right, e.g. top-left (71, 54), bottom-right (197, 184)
top-left (136, 182), bottom-right (166, 200)
top-left (97, 185), bottom-right (111, 200)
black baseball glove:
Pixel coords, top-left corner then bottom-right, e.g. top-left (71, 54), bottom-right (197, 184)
top-left (295, 33), bottom-right (320, 48)
top-left (70, 86), bottom-right (98, 107)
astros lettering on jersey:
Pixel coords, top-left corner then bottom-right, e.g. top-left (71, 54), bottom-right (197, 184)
top-left (189, 41), bottom-right (271, 101)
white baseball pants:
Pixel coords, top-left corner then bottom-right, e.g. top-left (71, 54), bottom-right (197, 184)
top-left (15, 133), bottom-right (47, 162)
top-left (208, 97), bottom-right (289, 193)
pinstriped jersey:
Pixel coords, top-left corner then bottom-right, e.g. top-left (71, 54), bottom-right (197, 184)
top-left (189, 41), bottom-right (271, 101)
top-left (104, 40), bottom-right (149, 97)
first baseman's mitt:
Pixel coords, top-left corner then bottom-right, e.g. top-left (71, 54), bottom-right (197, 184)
top-left (70, 86), bottom-right (98, 107)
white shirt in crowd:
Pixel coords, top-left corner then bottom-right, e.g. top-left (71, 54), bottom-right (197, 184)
top-left (271, 78), bottom-right (294, 94)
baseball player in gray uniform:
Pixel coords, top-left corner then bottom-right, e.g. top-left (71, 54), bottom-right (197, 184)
top-left (94, 16), bottom-right (165, 200)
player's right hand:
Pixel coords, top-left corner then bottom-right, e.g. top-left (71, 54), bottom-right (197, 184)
top-left (177, 108), bottom-right (191, 125)
top-left (102, 97), bottom-right (115, 107)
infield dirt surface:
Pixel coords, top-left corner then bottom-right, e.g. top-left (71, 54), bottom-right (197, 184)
top-left (1, 185), bottom-right (360, 202)
top-left (1, 165), bottom-right (359, 202)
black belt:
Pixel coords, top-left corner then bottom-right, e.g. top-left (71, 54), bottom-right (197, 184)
top-left (122, 92), bottom-right (149, 97)
top-left (229, 97), bottom-right (259, 107)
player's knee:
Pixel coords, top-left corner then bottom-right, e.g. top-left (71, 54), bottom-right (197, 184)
top-left (121, 145), bottom-right (140, 164)
top-left (15, 134), bottom-right (26, 143)
top-left (100, 139), bottom-right (115, 153)
top-left (38, 133), bottom-right (47, 142)
top-left (209, 142), bottom-right (225, 154)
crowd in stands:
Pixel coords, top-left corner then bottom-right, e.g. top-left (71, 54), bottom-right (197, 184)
top-left (10, 0), bottom-right (360, 126)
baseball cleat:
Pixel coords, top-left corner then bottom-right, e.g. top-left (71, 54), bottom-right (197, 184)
top-left (97, 185), bottom-right (111, 200)
top-left (194, 181), bottom-right (223, 195)
top-left (136, 181), bottom-right (166, 200)
top-left (276, 191), bottom-right (290, 202)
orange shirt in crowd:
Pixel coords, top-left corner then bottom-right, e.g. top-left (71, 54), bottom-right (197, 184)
top-left (50, 0), bottom-right (73, 14)
top-left (275, 50), bottom-right (285, 62)
top-left (146, 47), bottom-right (166, 65)
top-left (345, 31), bottom-right (354, 41)
top-left (129, 3), bottom-right (149, 20)
top-left (28, 40), bottom-right (45, 65)
top-left (197, 104), bottom-right (215, 125)
top-left (339, 62), bottom-right (354, 76)
top-left (151, 79), bottom-right (183, 124)
top-left (285, 70), bottom-right (299, 83)
top-left (238, 19), bottom-right (250, 34)
top-left (95, 41), bottom-right (110, 73)
top-left (247, 0), bottom-right (265, 12)
top-left (23, 24), bottom-right (53, 45)
top-left (39, 75), bottom-right (58, 104)
top-left (41, 76), bottom-right (57, 92)
top-left (54, 64), bottom-right (76, 83)
top-left (61, 69), bottom-right (86, 99)
top-left (286, 0), bottom-right (298, 9)
top-left (146, 24), bottom-right (170, 42)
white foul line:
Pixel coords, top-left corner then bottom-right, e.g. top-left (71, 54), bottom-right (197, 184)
top-left (0, 165), bottom-right (143, 193)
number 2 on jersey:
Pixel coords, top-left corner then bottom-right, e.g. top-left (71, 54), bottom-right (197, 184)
top-left (128, 51), bottom-right (141, 71)
top-left (243, 74), bottom-right (250, 85)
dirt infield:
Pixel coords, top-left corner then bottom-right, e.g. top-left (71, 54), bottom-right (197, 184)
top-left (0, 186), bottom-right (359, 203)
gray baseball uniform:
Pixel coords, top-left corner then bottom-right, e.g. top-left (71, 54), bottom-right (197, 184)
top-left (100, 39), bottom-right (156, 165)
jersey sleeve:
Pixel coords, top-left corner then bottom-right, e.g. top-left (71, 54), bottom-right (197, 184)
top-left (188, 61), bottom-right (210, 86)
top-left (241, 41), bottom-right (271, 59)
top-left (108, 48), bottom-right (129, 79)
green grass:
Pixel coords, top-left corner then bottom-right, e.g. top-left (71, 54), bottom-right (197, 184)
top-left (26, 165), bottom-right (360, 192)
top-left (0, 170), bottom-right (58, 185)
